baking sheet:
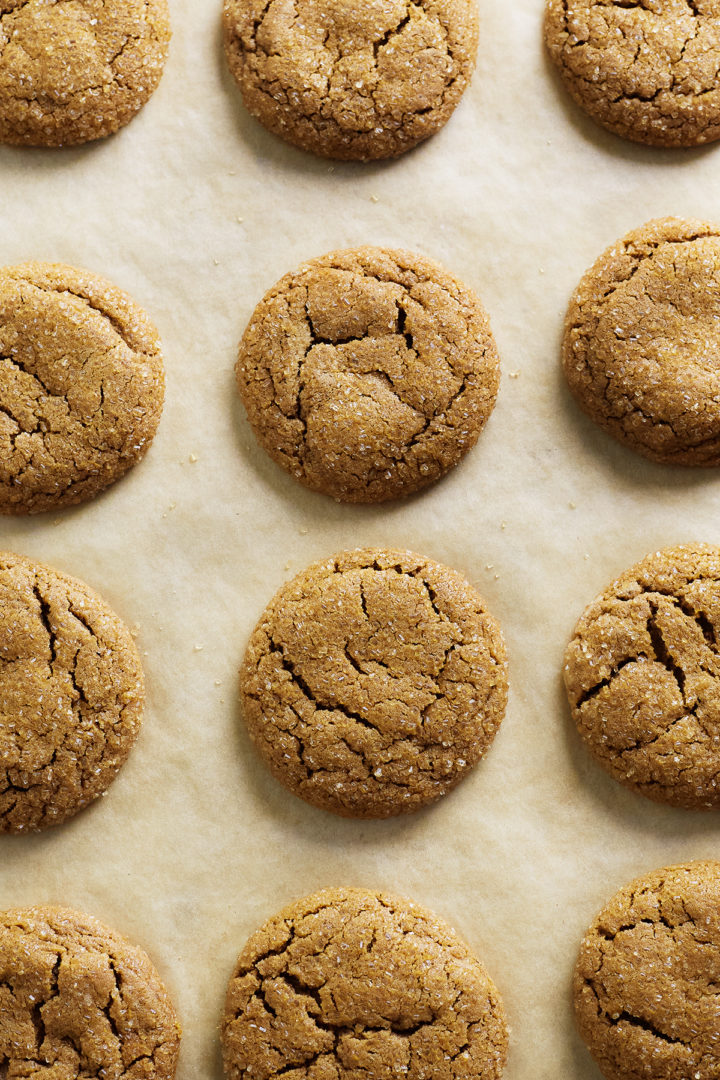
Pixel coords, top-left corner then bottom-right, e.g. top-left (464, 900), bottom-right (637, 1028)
top-left (2, 1), bottom-right (720, 1077)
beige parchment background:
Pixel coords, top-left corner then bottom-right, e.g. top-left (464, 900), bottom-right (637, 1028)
top-left (1, 1), bottom-right (720, 1077)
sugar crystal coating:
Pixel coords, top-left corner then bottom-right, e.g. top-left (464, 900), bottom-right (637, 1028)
top-left (222, 887), bottom-right (508, 1080)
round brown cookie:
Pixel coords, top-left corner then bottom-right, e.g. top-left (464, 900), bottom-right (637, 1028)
top-left (564, 543), bottom-right (720, 809)
top-left (235, 247), bottom-right (500, 503)
top-left (562, 217), bottom-right (720, 466)
top-left (0, 551), bottom-right (144, 832)
top-left (0, 905), bottom-right (181, 1078)
top-left (0, 261), bottom-right (164, 514)
top-left (0, 0), bottom-right (171, 146)
top-left (222, 887), bottom-right (508, 1080)
top-left (544, 0), bottom-right (720, 147)
top-left (240, 548), bottom-right (507, 818)
top-left (223, 0), bottom-right (478, 160)
top-left (574, 861), bottom-right (720, 1080)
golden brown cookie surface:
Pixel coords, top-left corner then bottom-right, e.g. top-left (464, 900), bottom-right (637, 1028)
top-left (564, 543), bottom-right (720, 809)
top-left (222, 887), bottom-right (508, 1080)
top-left (240, 548), bottom-right (507, 818)
top-left (0, 905), bottom-right (181, 1078)
top-left (0, 262), bottom-right (164, 514)
top-left (223, 0), bottom-right (478, 160)
top-left (0, 0), bottom-right (171, 146)
top-left (544, 0), bottom-right (720, 146)
top-left (574, 861), bottom-right (720, 1080)
top-left (0, 551), bottom-right (144, 832)
top-left (562, 217), bottom-right (720, 466)
top-left (235, 247), bottom-right (500, 503)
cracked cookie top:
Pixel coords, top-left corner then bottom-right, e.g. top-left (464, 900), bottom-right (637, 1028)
top-left (544, 0), bottom-right (720, 146)
top-left (235, 247), bottom-right (500, 503)
top-left (0, 551), bottom-right (144, 832)
top-left (562, 217), bottom-right (720, 466)
top-left (240, 548), bottom-right (508, 818)
top-left (0, 0), bottom-right (171, 146)
top-left (564, 543), bottom-right (720, 809)
top-left (223, 0), bottom-right (478, 160)
top-left (574, 861), bottom-right (720, 1080)
top-left (0, 262), bottom-right (165, 514)
top-left (0, 905), bottom-right (181, 1078)
top-left (222, 887), bottom-right (508, 1080)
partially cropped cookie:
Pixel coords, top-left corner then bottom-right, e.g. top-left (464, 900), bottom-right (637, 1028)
top-left (0, 262), bottom-right (164, 513)
top-left (0, 905), bottom-right (180, 1078)
top-left (241, 548), bottom-right (507, 818)
top-left (564, 543), bottom-right (720, 809)
top-left (0, 552), bottom-right (144, 832)
top-left (574, 861), bottom-right (720, 1080)
top-left (563, 218), bottom-right (720, 466)
top-left (0, 0), bottom-right (170, 146)
top-left (223, 0), bottom-right (478, 160)
top-left (222, 887), bottom-right (508, 1080)
top-left (545, 1), bottom-right (720, 146)
top-left (236, 247), bottom-right (499, 502)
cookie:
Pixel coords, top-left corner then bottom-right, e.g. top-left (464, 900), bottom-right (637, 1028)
top-left (574, 861), bottom-right (720, 1080)
top-left (223, 0), bottom-right (478, 160)
top-left (235, 247), bottom-right (500, 503)
top-left (562, 217), bottom-right (720, 466)
top-left (0, 905), bottom-right (181, 1078)
top-left (240, 548), bottom-right (507, 818)
top-left (0, 261), bottom-right (164, 514)
top-left (222, 887), bottom-right (508, 1080)
top-left (0, 0), bottom-right (170, 146)
top-left (544, 0), bottom-right (720, 147)
top-left (0, 551), bottom-right (144, 832)
top-left (564, 543), bottom-right (720, 810)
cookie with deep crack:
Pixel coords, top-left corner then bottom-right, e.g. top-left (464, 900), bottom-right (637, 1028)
top-left (222, 887), bottom-right (508, 1080)
top-left (0, 551), bottom-right (144, 832)
top-left (0, 905), bottom-right (181, 1078)
top-left (235, 247), bottom-right (500, 502)
top-left (0, 0), bottom-right (171, 146)
top-left (223, 0), bottom-right (478, 160)
top-left (564, 543), bottom-right (720, 809)
top-left (574, 861), bottom-right (720, 1080)
top-left (0, 261), bottom-right (165, 514)
top-left (544, 0), bottom-right (720, 147)
top-left (562, 217), bottom-right (720, 466)
top-left (240, 548), bottom-right (508, 818)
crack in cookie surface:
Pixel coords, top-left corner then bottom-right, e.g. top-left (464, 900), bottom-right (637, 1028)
top-left (574, 862), bottom-right (720, 1080)
top-left (545, 0), bottom-right (720, 145)
top-left (235, 247), bottom-right (499, 503)
top-left (562, 217), bottom-right (720, 465)
top-left (0, 0), bottom-right (170, 145)
top-left (0, 551), bottom-right (144, 832)
top-left (564, 543), bottom-right (720, 808)
top-left (223, 0), bottom-right (477, 158)
top-left (0, 262), bottom-right (164, 514)
top-left (0, 906), bottom-right (180, 1078)
top-left (222, 888), bottom-right (507, 1080)
top-left (240, 548), bottom-right (507, 818)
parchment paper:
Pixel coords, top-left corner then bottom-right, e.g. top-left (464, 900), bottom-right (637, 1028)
top-left (2, 2), bottom-right (720, 1077)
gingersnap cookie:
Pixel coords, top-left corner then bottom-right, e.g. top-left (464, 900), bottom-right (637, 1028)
top-left (223, 0), bottom-right (478, 160)
top-left (235, 247), bottom-right (500, 503)
top-left (222, 887), bottom-right (508, 1080)
top-left (574, 861), bottom-right (720, 1080)
top-left (0, 0), bottom-right (170, 146)
top-left (544, 1), bottom-right (720, 147)
top-left (240, 548), bottom-right (507, 818)
top-left (0, 905), bottom-right (181, 1078)
top-left (0, 551), bottom-right (144, 832)
top-left (0, 262), bottom-right (164, 514)
top-left (562, 217), bottom-right (720, 466)
top-left (564, 543), bottom-right (720, 810)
